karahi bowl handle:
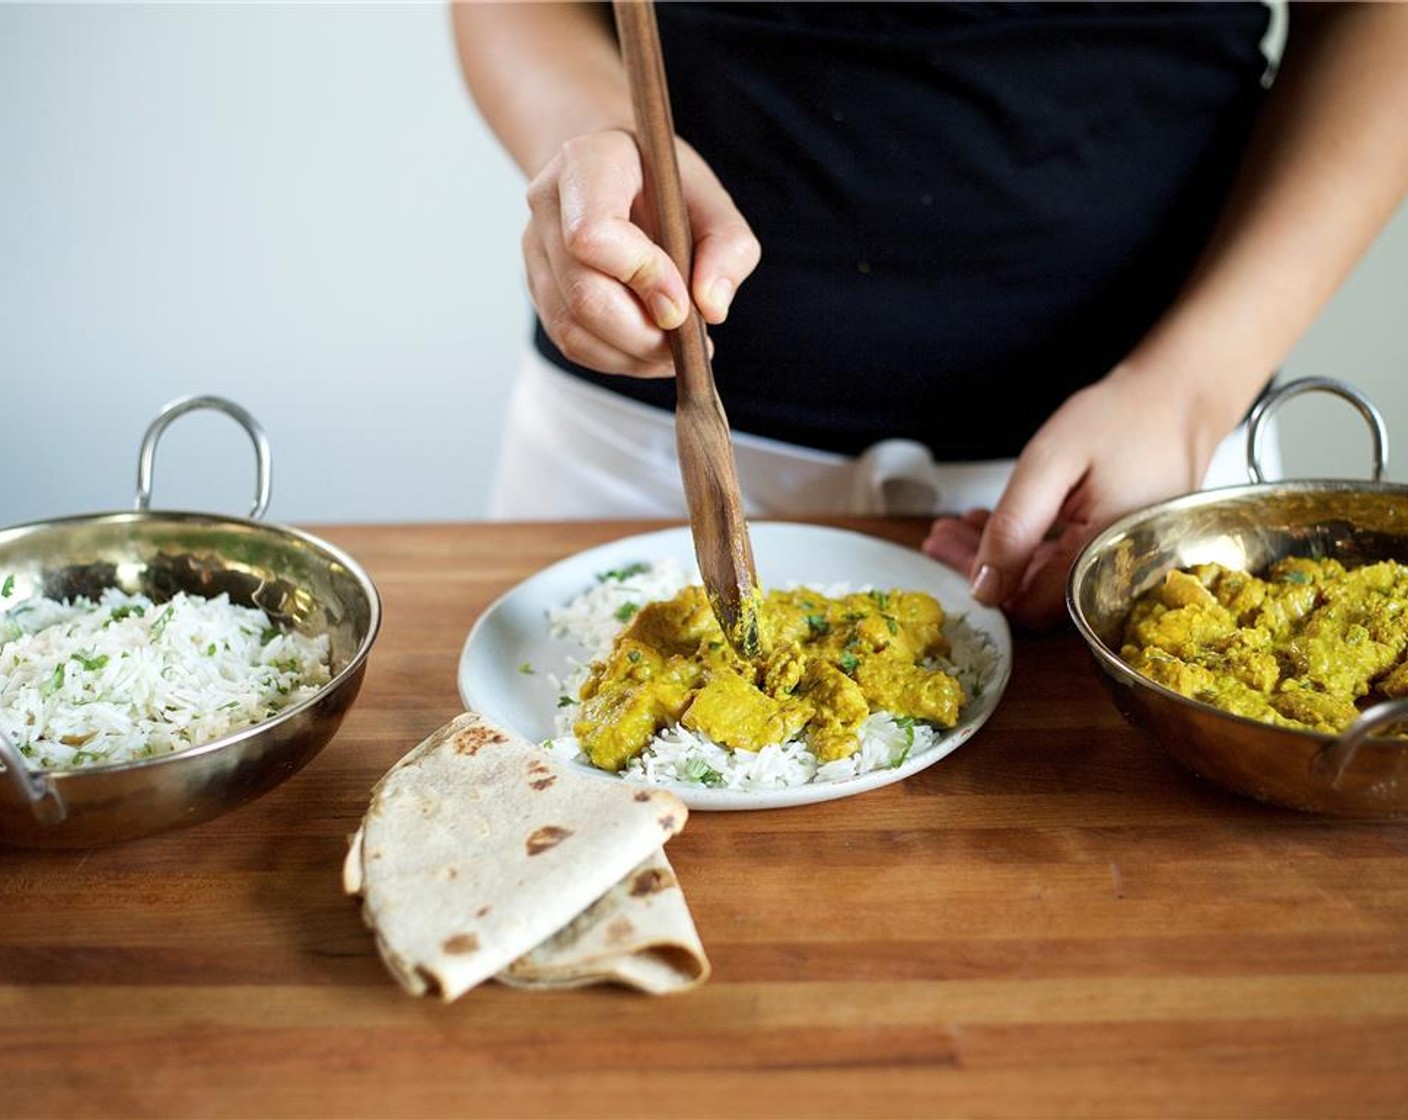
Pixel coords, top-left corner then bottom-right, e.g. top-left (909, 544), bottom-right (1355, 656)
top-left (1245, 377), bottom-right (1388, 484)
top-left (1315, 697), bottom-right (1408, 787)
top-left (0, 727), bottom-right (68, 826)
top-left (134, 394), bottom-right (274, 520)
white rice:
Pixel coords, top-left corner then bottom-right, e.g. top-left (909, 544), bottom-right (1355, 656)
top-left (544, 558), bottom-right (1001, 791)
top-left (0, 587), bottom-right (331, 771)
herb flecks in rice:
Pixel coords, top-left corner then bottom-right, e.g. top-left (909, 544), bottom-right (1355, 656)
top-left (0, 588), bottom-right (330, 771)
top-left (543, 560), bottom-right (1000, 790)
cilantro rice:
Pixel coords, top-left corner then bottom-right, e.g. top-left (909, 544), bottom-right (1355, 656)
top-left (543, 558), bottom-right (999, 791)
top-left (0, 588), bottom-right (331, 770)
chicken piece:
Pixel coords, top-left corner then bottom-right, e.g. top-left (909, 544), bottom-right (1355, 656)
top-left (681, 667), bottom-right (811, 752)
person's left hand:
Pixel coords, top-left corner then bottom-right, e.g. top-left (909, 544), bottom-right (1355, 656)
top-left (921, 368), bottom-right (1222, 630)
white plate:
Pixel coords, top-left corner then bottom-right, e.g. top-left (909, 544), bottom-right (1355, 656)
top-left (458, 522), bottom-right (1011, 811)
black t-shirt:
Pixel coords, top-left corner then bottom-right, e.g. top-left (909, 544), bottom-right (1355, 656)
top-left (536, 1), bottom-right (1271, 460)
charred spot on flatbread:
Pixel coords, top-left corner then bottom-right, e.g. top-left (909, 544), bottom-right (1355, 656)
top-left (633, 791), bottom-right (651, 802)
top-left (658, 814), bottom-right (678, 833)
top-left (526, 758), bottom-right (557, 791)
top-left (442, 933), bottom-right (481, 955)
top-left (526, 825), bottom-right (573, 855)
top-left (450, 725), bottom-right (510, 756)
top-left (629, 866), bottom-right (676, 897)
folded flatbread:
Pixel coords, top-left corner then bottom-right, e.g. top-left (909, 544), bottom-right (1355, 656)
top-left (498, 846), bottom-right (706, 993)
top-left (343, 710), bottom-right (709, 1000)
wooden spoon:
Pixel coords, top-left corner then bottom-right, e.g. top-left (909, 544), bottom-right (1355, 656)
top-left (613, 0), bottom-right (762, 658)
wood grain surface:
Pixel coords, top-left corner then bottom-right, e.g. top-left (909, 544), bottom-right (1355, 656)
top-left (3, 519), bottom-right (1407, 1120)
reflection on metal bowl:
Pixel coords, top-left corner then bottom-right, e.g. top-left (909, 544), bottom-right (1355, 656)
top-left (0, 397), bottom-right (380, 847)
top-left (1067, 379), bottom-right (1408, 818)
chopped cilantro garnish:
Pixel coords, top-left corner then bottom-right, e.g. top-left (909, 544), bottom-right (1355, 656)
top-left (894, 715), bottom-right (917, 745)
top-left (890, 717), bottom-right (917, 767)
top-left (105, 603), bottom-right (146, 626)
top-left (70, 651), bottom-right (109, 672)
top-left (869, 589), bottom-right (891, 610)
top-left (519, 662), bottom-right (535, 674)
top-left (41, 662), bottom-right (65, 698)
top-left (683, 757), bottom-right (725, 787)
top-left (614, 601), bottom-right (640, 623)
top-left (1284, 570), bottom-right (1313, 585)
top-left (627, 650), bottom-right (642, 664)
top-left (597, 562), bottom-right (650, 583)
top-left (805, 613), bottom-right (830, 637)
top-left (557, 695), bottom-right (576, 708)
top-left (149, 604), bottom-right (175, 639)
top-left (260, 626), bottom-right (281, 645)
top-left (206, 642), bottom-right (218, 656)
top-left (838, 650), bottom-right (860, 674)
top-left (1, 575), bottom-right (13, 598)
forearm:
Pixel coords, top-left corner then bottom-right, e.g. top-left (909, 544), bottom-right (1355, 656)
top-left (1116, 2), bottom-right (1408, 458)
top-left (450, 1), bottom-right (632, 176)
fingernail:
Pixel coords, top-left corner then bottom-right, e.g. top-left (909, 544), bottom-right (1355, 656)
top-left (649, 293), bottom-right (685, 330)
top-left (707, 279), bottom-right (734, 318)
top-left (970, 563), bottom-right (1002, 604)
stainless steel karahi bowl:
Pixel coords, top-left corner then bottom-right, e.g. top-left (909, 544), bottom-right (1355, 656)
top-left (1068, 378), bottom-right (1408, 818)
top-left (0, 396), bottom-right (380, 847)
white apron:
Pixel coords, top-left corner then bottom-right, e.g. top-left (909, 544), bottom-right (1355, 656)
top-left (487, 349), bottom-right (1277, 520)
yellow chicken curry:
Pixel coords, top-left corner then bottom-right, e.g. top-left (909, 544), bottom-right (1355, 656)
top-left (574, 585), bottom-right (965, 772)
top-left (1122, 556), bottom-right (1408, 734)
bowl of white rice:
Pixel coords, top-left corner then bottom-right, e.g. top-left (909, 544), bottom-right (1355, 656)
top-left (0, 396), bottom-right (380, 847)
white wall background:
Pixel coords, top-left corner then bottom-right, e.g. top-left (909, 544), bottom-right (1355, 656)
top-left (2, 2), bottom-right (1406, 528)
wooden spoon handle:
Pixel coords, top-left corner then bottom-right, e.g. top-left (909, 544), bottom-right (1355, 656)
top-left (613, 0), bottom-right (709, 395)
top-left (614, 0), bottom-right (761, 656)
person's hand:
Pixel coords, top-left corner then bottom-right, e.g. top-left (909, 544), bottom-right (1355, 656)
top-left (921, 368), bottom-right (1222, 630)
top-left (523, 129), bottom-right (761, 377)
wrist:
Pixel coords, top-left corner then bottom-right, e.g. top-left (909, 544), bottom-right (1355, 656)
top-left (1104, 351), bottom-right (1264, 477)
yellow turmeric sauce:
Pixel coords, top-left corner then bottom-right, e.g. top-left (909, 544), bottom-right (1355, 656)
top-left (574, 584), bottom-right (965, 772)
top-left (1121, 557), bottom-right (1408, 734)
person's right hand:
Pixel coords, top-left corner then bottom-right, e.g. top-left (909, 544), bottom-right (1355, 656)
top-left (524, 129), bottom-right (761, 377)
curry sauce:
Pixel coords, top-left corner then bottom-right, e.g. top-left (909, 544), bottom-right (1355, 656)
top-left (1121, 557), bottom-right (1408, 734)
top-left (574, 585), bottom-right (965, 772)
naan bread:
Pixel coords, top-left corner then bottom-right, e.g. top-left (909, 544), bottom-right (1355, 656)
top-left (343, 710), bottom-right (708, 1000)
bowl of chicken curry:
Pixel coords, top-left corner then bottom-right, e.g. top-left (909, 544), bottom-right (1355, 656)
top-left (1067, 377), bottom-right (1408, 818)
